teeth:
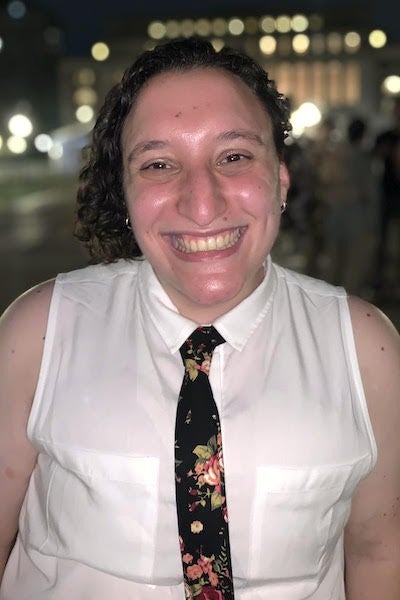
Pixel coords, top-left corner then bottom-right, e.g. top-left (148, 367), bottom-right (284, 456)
top-left (173, 229), bottom-right (242, 253)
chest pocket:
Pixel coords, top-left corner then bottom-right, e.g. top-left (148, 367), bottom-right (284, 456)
top-left (26, 448), bottom-right (160, 582)
top-left (248, 458), bottom-right (370, 591)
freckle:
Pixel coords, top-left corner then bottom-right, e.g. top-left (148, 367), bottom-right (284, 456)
top-left (192, 105), bottom-right (198, 110)
top-left (174, 111), bottom-right (182, 118)
top-left (11, 349), bottom-right (15, 354)
top-left (5, 467), bottom-right (16, 479)
top-left (36, 289), bottom-right (41, 293)
top-left (381, 346), bottom-right (385, 351)
top-left (383, 513), bottom-right (387, 516)
top-left (42, 336), bottom-right (45, 340)
top-left (366, 313), bottom-right (371, 317)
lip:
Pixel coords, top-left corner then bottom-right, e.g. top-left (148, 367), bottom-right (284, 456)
top-left (165, 226), bottom-right (246, 258)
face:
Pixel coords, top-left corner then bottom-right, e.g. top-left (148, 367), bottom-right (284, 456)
top-left (122, 68), bottom-right (289, 323)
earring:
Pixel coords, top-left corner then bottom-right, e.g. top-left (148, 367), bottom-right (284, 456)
top-left (125, 216), bottom-right (132, 230)
top-left (280, 201), bottom-right (287, 214)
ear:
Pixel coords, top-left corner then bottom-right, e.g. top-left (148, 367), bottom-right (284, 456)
top-left (279, 162), bottom-right (290, 204)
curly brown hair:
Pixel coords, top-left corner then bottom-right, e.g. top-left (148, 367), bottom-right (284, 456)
top-left (75, 37), bottom-right (292, 263)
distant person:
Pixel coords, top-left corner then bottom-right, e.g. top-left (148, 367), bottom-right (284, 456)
top-left (372, 97), bottom-right (400, 292)
top-left (1, 38), bottom-right (399, 600)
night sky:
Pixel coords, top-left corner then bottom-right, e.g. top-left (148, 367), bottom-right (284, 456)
top-left (26, 0), bottom-right (400, 55)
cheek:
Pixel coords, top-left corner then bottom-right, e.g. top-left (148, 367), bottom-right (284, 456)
top-left (234, 176), bottom-right (280, 216)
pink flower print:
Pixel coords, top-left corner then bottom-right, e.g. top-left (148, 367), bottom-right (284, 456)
top-left (199, 356), bottom-right (211, 375)
top-left (209, 571), bottom-right (219, 587)
top-left (187, 564), bottom-right (203, 580)
top-left (179, 536), bottom-right (184, 552)
top-left (203, 455), bottom-right (221, 487)
top-left (198, 554), bottom-right (213, 575)
top-left (182, 553), bottom-right (193, 564)
top-left (197, 587), bottom-right (224, 600)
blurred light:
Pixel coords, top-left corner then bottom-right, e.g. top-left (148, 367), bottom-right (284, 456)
top-left (293, 34), bottom-right (310, 54)
top-left (76, 68), bottom-right (96, 86)
top-left (194, 18), bottom-right (211, 36)
top-left (369, 29), bottom-right (387, 48)
top-left (73, 86), bottom-right (97, 106)
top-left (8, 114), bottom-right (33, 137)
top-left (309, 14), bottom-right (324, 32)
top-left (260, 16), bottom-right (275, 33)
top-left (291, 102), bottom-right (321, 136)
top-left (210, 38), bottom-right (224, 52)
top-left (7, 136), bottom-right (27, 154)
top-left (311, 34), bottom-right (325, 54)
top-left (148, 21), bottom-right (166, 40)
top-left (76, 105), bottom-right (94, 123)
top-left (48, 142), bottom-right (63, 161)
top-left (382, 75), bottom-right (400, 95)
top-left (259, 35), bottom-right (277, 55)
top-left (211, 18), bottom-right (228, 36)
top-left (344, 31), bottom-right (361, 52)
top-left (165, 20), bottom-right (180, 38)
top-left (34, 134), bottom-right (53, 153)
top-left (0, 37), bottom-right (3, 52)
top-left (181, 19), bottom-right (195, 37)
top-left (291, 14), bottom-right (308, 33)
top-left (244, 17), bottom-right (258, 34)
top-left (228, 18), bottom-right (245, 35)
top-left (327, 32), bottom-right (342, 54)
top-left (91, 41), bottom-right (110, 61)
top-left (7, 0), bottom-right (26, 19)
top-left (275, 15), bottom-right (291, 33)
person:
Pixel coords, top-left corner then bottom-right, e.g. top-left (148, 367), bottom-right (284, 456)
top-left (310, 116), bottom-right (378, 294)
top-left (372, 97), bottom-right (400, 293)
top-left (0, 37), bottom-right (399, 600)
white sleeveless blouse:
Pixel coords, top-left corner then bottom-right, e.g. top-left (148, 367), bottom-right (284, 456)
top-left (0, 258), bottom-right (376, 599)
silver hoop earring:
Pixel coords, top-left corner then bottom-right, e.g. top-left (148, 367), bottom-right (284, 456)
top-left (125, 216), bottom-right (132, 230)
top-left (280, 201), bottom-right (287, 214)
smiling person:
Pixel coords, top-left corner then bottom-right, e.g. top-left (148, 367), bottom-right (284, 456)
top-left (0, 38), bottom-right (399, 600)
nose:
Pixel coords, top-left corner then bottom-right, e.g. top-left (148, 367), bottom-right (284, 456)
top-left (177, 166), bottom-right (227, 226)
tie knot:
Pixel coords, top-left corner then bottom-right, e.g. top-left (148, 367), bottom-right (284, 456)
top-left (179, 326), bottom-right (225, 374)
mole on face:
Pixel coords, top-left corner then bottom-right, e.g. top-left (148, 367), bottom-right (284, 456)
top-left (174, 111), bottom-right (182, 118)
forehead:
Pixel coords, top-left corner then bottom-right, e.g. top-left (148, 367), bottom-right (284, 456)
top-left (122, 67), bottom-right (272, 140)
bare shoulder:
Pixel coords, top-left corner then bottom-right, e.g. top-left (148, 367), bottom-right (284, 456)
top-left (348, 295), bottom-right (400, 377)
top-left (0, 279), bottom-right (55, 415)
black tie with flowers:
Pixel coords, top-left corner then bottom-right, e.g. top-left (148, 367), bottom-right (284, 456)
top-left (175, 326), bottom-right (234, 599)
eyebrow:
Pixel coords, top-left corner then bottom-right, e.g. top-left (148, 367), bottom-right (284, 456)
top-left (216, 129), bottom-right (265, 147)
top-left (127, 140), bottom-right (168, 164)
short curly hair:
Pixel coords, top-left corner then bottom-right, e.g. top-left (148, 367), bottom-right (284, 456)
top-left (75, 37), bottom-right (292, 263)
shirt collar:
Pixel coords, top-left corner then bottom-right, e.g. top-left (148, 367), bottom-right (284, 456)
top-left (138, 256), bottom-right (277, 354)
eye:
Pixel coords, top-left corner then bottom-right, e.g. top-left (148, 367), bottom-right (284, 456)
top-left (141, 160), bottom-right (170, 170)
top-left (218, 152), bottom-right (252, 165)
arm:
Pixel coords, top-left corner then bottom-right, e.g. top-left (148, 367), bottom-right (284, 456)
top-left (344, 296), bottom-right (400, 599)
top-left (0, 280), bottom-right (54, 584)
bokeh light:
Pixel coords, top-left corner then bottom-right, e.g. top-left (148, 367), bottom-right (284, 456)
top-left (34, 134), bottom-right (53, 153)
top-left (7, 136), bottom-right (27, 154)
top-left (382, 75), bottom-right (400, 95)
top-left (259, 35), bottom-right (277, 55)
top-left (75, 105), bottom-right (94, 123)
top-left (7, 0), bottom-right (26, 19)
top-left (8, 114), bottom-right (33, 137)
top-left (91, 42), bottom-right (110, 61)
top-left (369, 30), bottom-right (387, 48)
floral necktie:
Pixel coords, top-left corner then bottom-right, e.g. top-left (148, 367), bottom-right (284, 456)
top-left (175, 326), bottom-right (235, 600)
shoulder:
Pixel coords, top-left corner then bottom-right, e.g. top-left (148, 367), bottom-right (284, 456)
top-left (0, 279), bottom-right (55, 395)
top-left (348, 295), bottom-right (400, 444)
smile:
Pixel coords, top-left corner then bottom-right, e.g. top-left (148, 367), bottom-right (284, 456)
top-left (171, 228), bottom-right (243, 253)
